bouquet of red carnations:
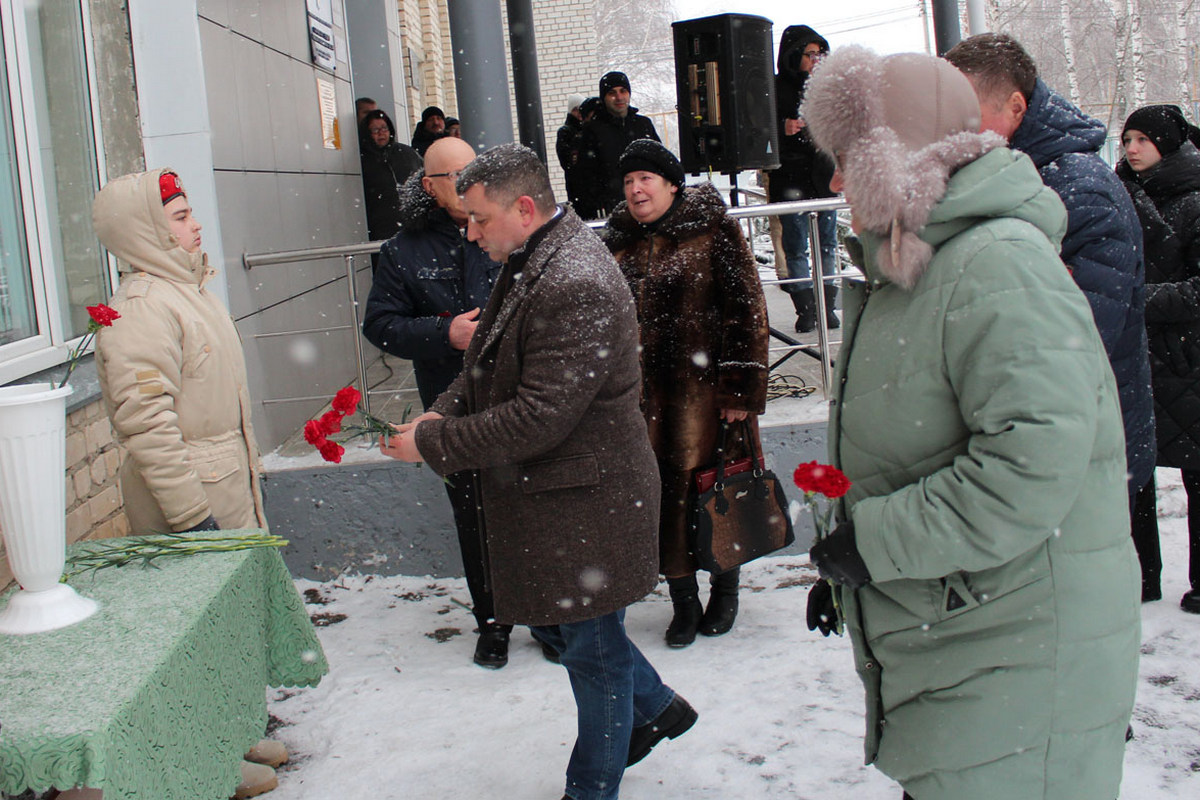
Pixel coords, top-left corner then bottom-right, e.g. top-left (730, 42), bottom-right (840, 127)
top-left (303, 385), bottom-right (404, 463)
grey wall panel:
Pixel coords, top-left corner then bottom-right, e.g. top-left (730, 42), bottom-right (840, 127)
top-left (232, 37), bottom-right (274, 171)
top-left (199, 21), bottom-right (243, 170)
top-left (264, 54), bottom-right (301, 172)
top-left (229, 0), bottom-right (263, 41)
top-left (196, 0), bottom-right (230, 27)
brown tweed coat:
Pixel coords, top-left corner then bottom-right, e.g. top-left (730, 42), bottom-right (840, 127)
top-left (605, 184), bottom-right (769, 576)
top-left (414, 209), bottom-right (661, 626)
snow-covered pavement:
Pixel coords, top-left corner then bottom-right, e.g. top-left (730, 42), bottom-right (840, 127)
top-left (266, 470), bottom-right (1200, 799)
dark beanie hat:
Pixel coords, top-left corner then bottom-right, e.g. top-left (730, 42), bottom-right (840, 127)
top-left (1122, 105), bottom-right (1190, 156)
top-left (599, 71), bottom-right (631, 97)
top-left (619, 139), bottom-right (685, 188)
top-left (580, 96), bottom-right (603, 117)
top-left (421, 106), bottom-right (445, 122)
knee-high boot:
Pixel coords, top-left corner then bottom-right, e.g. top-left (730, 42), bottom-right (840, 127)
top-left (665, 574), bottom-right (703, 647)
top-left (791, 290), bottom-right (816, 333)
top-left (698, 566), bottom-right (739, 636)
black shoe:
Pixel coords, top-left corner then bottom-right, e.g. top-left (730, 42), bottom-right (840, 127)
top-left (698, 592), bottom-right (738, 636)
top-left (665, 598), bottom-right (703, 647)
top-left (791, 291), bottom-right (816, 333)
top-left (627, 695), bottom-right (698, 767)
top-left (473, 624), bottom-right (510, 669)
top-left (1182, 589), bottom-right (1200, 614)
top-left (825, 309), bottom-right (840, 329)
top-left (1143, 583), bottom-right (1162, 603)
top-left (539, 638), bottom-right (561, 664)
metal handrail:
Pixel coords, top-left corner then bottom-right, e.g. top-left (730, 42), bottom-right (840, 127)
top-left (241, 197), bottom-right (854, 413)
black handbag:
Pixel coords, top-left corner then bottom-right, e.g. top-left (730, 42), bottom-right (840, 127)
top-left (689, 420), bottom-right (795, 573)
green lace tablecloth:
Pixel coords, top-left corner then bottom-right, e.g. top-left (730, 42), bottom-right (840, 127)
top-left (0, 531), bottom-right (328, 799)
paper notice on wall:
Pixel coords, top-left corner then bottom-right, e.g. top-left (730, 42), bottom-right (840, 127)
top-left (316, 76), bottom-right (340, 150)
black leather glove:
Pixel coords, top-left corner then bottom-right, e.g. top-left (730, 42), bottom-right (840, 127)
top-left (809, 522), bottom-right (871, 590)
top-left (180, 515), bottom-right (220, 533)
top-left (806, 580), bottom-right (838, 637)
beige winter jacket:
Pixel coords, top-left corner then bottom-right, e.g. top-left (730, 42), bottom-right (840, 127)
top-left (92, 168), bottom-right (265, 533)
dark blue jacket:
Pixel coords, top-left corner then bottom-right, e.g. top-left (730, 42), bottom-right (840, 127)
top-left (362, 171), bottom-right (501, 409)
top-left (1012, 79), bottom-right (1155, 493)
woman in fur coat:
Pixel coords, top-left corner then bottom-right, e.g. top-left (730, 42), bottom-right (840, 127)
top-left (604, 140), bottom-right (769, 647)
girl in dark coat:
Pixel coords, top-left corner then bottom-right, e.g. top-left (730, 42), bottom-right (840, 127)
top-left (1118, 104), bottom-right (1200, 613)
top-left (359, 110), bottom-right (422, 244)
top-left (604, 140), bottom-right (769, 646)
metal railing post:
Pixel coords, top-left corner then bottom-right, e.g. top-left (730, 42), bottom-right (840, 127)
top-left (344, 253), bottom-right (372, 416)
top-left (807, 212), bottom-right (833, 398)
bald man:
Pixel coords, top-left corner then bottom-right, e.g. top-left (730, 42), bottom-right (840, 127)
top-left (362, 138), bottom-right (509, 667)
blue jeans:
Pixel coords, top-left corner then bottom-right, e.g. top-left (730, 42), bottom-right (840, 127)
top-left (531, 610), bottom-right (675, 800)
top-left (779, 209), bottom-right (838, 294)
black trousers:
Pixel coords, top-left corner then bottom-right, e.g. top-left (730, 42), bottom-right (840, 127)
top-left (1131, 469), bottom-right (1200, 592)
top-left (444, 470), bottom-right (504, 628)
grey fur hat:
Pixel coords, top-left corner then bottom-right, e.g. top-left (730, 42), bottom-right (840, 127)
top-left (801, 46), bottom-right (1006, 288)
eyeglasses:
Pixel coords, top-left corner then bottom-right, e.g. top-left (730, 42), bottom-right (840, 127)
top-left (802, 50), bottom-right (825, 60)
top-left (426, 170), bottom-right (463, 180)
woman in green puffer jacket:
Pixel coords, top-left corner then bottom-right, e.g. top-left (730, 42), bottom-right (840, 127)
top-left (800, 47), bottom-right (1141, 800)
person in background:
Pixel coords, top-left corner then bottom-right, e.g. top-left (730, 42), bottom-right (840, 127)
top-left (412, 105), bottom-right (447, 156)
top-left (604, 140), bottom-right (768, 647)
top-left (355, 96), bottom-right (378, 126)
top-left (1116, 104), bottom-right (1200, 613)
top-left (578, 71), bottom-right (660, 218)
top-left (361, 137), bottom-right (508, 665)
top-left (91, 169), bottom-right (286, 799)
top-left (444, 117), bottom-right (462, 139)
top-left (945, 34), bottom-right (1156, 525)
top-left (802, 46), bottom-right (1140, 799)
top-left (556, 94), bottom-right (588, 207)
top-left (769, 24), bottom-right (840, 333)
top-left (358, 109), bottom-right (422, 248)
top-left (382, 143), bottom-right (695, 800)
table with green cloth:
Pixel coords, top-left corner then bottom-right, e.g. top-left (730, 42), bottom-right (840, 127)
top-left (0, 531), bottom-right (328, 799)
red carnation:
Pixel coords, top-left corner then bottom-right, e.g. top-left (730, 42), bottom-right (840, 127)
top-left (793, 461), bottom-right (851, 499)
top-left (318, 439), bottom-right (345, 463)
top-left (86, 304), bottom-right (120, 328)
top-left (303, 419), bottom-right (327, 447)
top-left (331, 386), bottom-right (361, 417)
top-left (319, 410), bottom-right (343, 436)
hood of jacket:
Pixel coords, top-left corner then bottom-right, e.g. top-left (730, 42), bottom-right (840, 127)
top-left (603, 182), bottom-right (727, 251)
top-left (1011, 79), bottom-right (1107, 169)
top-left (393, 168), bottom-right (460, 234)
top-left (92, 167), bottom-right (207, 283)
top-left (858, 147), bottom-right (1068, 287)
top-left (777, 25), bottom-right (828, 85)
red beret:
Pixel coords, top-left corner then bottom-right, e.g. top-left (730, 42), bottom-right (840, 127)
top-left (159, 171), bottom-right (186, 205)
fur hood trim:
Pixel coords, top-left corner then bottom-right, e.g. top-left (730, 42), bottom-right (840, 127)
top-left (604, 182), bottom-right (727, 251)
top-left (802, 46), bottom-right (1007, 289)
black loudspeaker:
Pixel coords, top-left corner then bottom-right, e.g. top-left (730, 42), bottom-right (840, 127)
top-left (672, 14), bottom-right (779, 175)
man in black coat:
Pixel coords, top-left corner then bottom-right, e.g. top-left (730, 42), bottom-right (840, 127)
top-left (577, 71), bottom-right (660, 218)
top-left (769, 25), bottom-right (840, 333)
top-left (557, 95), bottom-right (601, 216)
top-left (361, 136), bottom-right (507, 666)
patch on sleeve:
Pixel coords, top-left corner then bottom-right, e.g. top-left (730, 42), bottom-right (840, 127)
top-left (136, 369), bottom-right (163, 395)
top-left (138, 382), bottom-right (164, 395)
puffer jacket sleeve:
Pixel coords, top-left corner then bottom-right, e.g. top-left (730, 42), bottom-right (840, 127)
top-left (361, 240), bottom-right (456, 360)
top-left (712, 217), bottom-right (769, 413)
top-left (851, 235), bottom-right (1107, 582)
top-left (95, 293), bottom-right (212, 530)
top-left (1054, 168), bottom-right (1143, 357)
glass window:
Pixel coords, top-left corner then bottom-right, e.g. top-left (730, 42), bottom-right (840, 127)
top-left (0, 30), bottom-right (34, 348)
top-left (24, 0), bottom-right (107, 338)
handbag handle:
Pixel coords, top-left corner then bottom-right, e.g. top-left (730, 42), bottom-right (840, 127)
top-left (712, 418), bottom-right (764, 491)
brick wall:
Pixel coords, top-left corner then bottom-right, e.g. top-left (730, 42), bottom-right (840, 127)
top-left (0, 397), bottom-right (127, 589)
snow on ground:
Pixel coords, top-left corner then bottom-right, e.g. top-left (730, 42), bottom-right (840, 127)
top-left (265, 471), bottom-right (1200, 799)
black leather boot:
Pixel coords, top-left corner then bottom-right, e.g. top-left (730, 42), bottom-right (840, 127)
top-left (791, 290), bottom-right (816, 333)
top-left (823, 284), bottom-right (840, 329)
top-left (473, 622), bottom-right (512, 669)
top-left (699, 567), bottom-right (739, 636)
top-left (665, 574), bottom-right (703, 648)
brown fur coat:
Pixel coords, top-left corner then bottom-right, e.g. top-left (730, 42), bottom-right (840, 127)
top-left (605, 183), bottom-right (769, 576)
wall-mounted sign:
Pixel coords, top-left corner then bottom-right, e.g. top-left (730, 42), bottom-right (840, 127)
top-left (307, 0), bottom-right (335, 71)
top-left (316, 76), bottom-right (340, 150)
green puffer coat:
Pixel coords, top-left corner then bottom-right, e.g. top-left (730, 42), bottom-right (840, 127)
top-left (829, 148), bottom-right (1141, 800)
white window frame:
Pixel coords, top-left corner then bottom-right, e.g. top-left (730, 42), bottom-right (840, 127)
top-left (0, 0), bottom-right (114, 385)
